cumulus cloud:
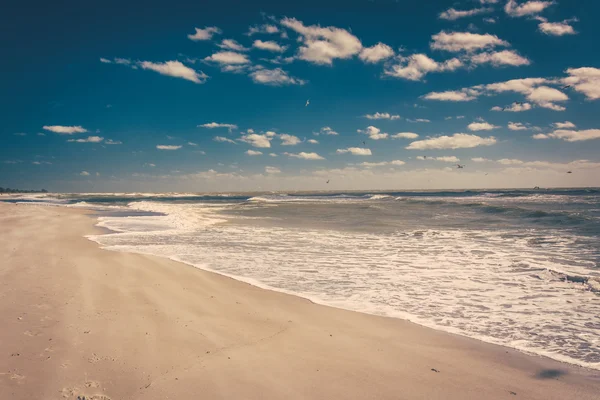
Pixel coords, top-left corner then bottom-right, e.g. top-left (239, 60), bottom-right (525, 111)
top-left (245, 149), bottom-right (263, 156)
top-left (547, 129), bottom-right (600, 142)
top-left (105, 139), bottom-right (122, 145)
top-left (505, 0), bottom-right (554, 17)
top-left (359, 160), bottom-right (405, 167)
top-left (471, 157), bottom-right (491, 162)
top-left (253, 40), bottom-right (287, 52)
top-left (497, 158), bottom-right (525, 165)
top-left (508, 122), bottom-right (529, 131)
top-left (247, 24), bottom-right (280, 36)
top-left (213, 136), bottom-right (237, 144)
top-left (563, 67), bottom-right (600, 100)
top-left (364, 112), bottom-right (400, 120)
top-left (422, 90), bottom-right (477, 101)
top-left (336, 147), bottom-right (372, 156)
top-left (430, 31), bottom-right (509, 52)
top-left (532, 133), bottom-right (549, 139)
top-left (204, 51), bottom-right (250, 65)
top-left (284, 152), bottom-right (325, 160)
top-left (139, 60), bottom-right (208, 83)
top-left (199, 122), bottom-right (238, 132)
top-left (80, 171), bottom-right (90, 176)
top-left (491, 102), bottom-right (533, 112)
top-left (392, 132), bottom-right (419, 139)
top-left (407, 118), bottom-right (431, 123)
top-left (384, 53), bottom-right (463, 81)
top-left (468, 121), bottom-right (500, 131)
top-left (156, 145), bottom-right (182, 150)
top-left (307, 139), bottom-right (319, 144)
top-left (281, 17), bottom-right (362, 65)
top-left (279, 134), bottom-right (302, 145)
top-left (439, 7), bottom-right (493, 21)
top-left (43, 125), bottom-right (87, 135)
top-left (188, 26), bottom-right (222, 41)
top-left (265, 166), bottom-right (281, 174)
top-left (249, 67), bottom-right (306, 86)
top-left (359, 43), bottom-right (394, 63)
top-left (358, 126), bottom-right (388, 140)
top-left (406, 133), bottom-right (497, 150)
top-left (314, 126), bottom-right (339, 136)
top-left (469, 50), bottom-right (530, 66)
top-left (538, 20), bottom-right (577, 36)
top-left (67, 136), bottom-right (104, 143)
top-left (218, 39), bottom-right (249, 52)
top-left (239, 133), bottom-right (273, 148)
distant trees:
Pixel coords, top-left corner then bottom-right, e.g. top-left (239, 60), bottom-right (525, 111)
top-left (0, 187), bottom-right (48, 193)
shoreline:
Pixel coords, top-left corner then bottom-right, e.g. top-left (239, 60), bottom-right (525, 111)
top-left (1, 203), bottom-right (599, 399)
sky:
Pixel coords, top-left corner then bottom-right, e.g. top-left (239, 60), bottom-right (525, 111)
top-left (2, 0), bottom-right (600, 192)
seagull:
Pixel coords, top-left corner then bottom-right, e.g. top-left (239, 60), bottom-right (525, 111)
top-left (567, 171), bottom-right (573, 174)
top-left (305, 99), bottom-right (310, 107)
top-left (362, 141), bottom-right (366, 146)
top-left (562, 85), bottom-right (572, 89)
top-left (457, 164), bottom-right (465, 169)
top-left (326, 180), bottom-right (330, 184)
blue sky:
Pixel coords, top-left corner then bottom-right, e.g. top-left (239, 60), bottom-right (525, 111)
top-left (2, 0), bottom-right (600, 192)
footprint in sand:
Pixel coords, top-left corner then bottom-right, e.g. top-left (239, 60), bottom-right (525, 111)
top-left (24, 330), bottom-right (41, 337)
top-left (88, 353), bottom-right (101, 364)
top-left (85, 380), bottom-right (100, 388)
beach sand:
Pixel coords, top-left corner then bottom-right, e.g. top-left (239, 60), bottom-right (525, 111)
top-left (1, 203), bottom-right (599, 400)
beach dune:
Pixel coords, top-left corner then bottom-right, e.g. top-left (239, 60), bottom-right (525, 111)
top-left (1, 203), bottom-right (599, 399)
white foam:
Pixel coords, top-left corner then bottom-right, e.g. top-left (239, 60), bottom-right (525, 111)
top-left (87, 201), bottom-right (600, 371)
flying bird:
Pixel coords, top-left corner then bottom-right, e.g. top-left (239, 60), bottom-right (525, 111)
top-left (567, 171), bottom-right (573, 174)
top-left (362, 141), bottom-right (366, 146)
top-left (305, 99), bottom-right (310, 107)
top-left (562, 85), bottom-right (572, 89)
top-left (326, 180), bottom-right (330, 184)
top-left (457, 164), bottom-right (465, 169)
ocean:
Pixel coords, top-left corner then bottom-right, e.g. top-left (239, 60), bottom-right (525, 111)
top-left (5, 188), bottom-right (600, 370)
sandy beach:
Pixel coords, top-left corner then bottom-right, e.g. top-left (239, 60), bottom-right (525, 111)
top-left (1, 202), bottom-right (599, 400)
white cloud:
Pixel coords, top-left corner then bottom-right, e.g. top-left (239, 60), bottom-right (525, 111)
top-left (527, 86), bottom-right (568, 110)
top-left (563, 67), bottom-right (600, 100)
top-left (359, 160), bottom-right (405, 167)
top-left (497, 158), bottom-right (525, 165)
top-left (139, 61), bottom-right (207, 83)
top-left (336, 147), bottom-right (372, 156)
top-left (359, 43), bottom-right (394, 63)
top-left (269, 153), bottom-right (278, 157)
top-left (468, 121), bottom-right (499, 131)
top-left (100, 57), bottom-right (111, 63)
top-left (364, 112), bottom-right (400, 120)
top-left (105, 139), bottom-right (122, 145)
top-left (508, 122), bottom-right (529, 131)
top-left (505, 0), bottom-right (554, 17)
top-left (156, 145), bottom-right (182, 150)
top-left (204, 51), bottom-right (250, 65)
top-left (553, 121), bottom-right (576, 129)
top-left (247, 24), bottom-right (280, 36)
top-left (422, 90), bottom-right (476, 101)
top-left (279, 134), bottom-right (302, 146)
top-left (469, 78), bottom-right (569, 110)
top-left (13, 132), bottom-right (26, 136)
top-left (246, 150), bottom-right (263, 156)
top-left (547, 129), bottom-right (600, 142)
top-left (280, 17), bottom-right (362, 65)
top-left (314, 126), bottom-right (339, 136)
top-left (406, 133), bottom-right (497, 150)
top-left (471, 157), bottom-right (491, 162)
top-left (430, 31), bottom-right (509, 52)
top-left (307, 139), bottom-right (319, 144)
top-left (358, 126), bottom-right (388, 140)
top-left (439, 7), bottom-right (492, 21)
top-left (253, 40), bottom-right (287, 52)
top-left (435, 156), bottom-right (461, 163)
top-left (538, 20), bottom-right (577, 36)
top-left (484, 17), bottom-right (497, 23)
top-left (32, 161), bottom-right (52, 165)
top-left (218, 39), bottom-right (249, 52)
top-left (392, 132), bottom-right (419, 139)
top-left (67, 135), bottom-right (104, 143)
top-left (265, 166), bottom-right (281, 174)
top-left (239, 133), bottom-right (273, 148)
top-left (469, 50), bottom-right (530, 66)
top-left (491, 102), bottom-right (532, 112)
top-left (80, 171), bottom-right (90, 176)
top-left (188, 26), bottom-right (222, 41)
top-left (480, 0), bottom-right (499, 3)
top-left (187, 142), bottom-right (198, 146)
top-left (533, 133), bottom-right (549, 139)
top-left (249, 67), bottom-right (305, 86)
top-left (199, 122), bottom-right (238, 131)
top-left (407, 118), bottom-right (431, 123)
top-left (384, 53), bottom-right (463, 81)
top-left (284, 152), bottom-right (325, 160)
top-left (43, 125), bottom-right (87, 135)
top-left (213, 136), bottom-right (237, 144)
